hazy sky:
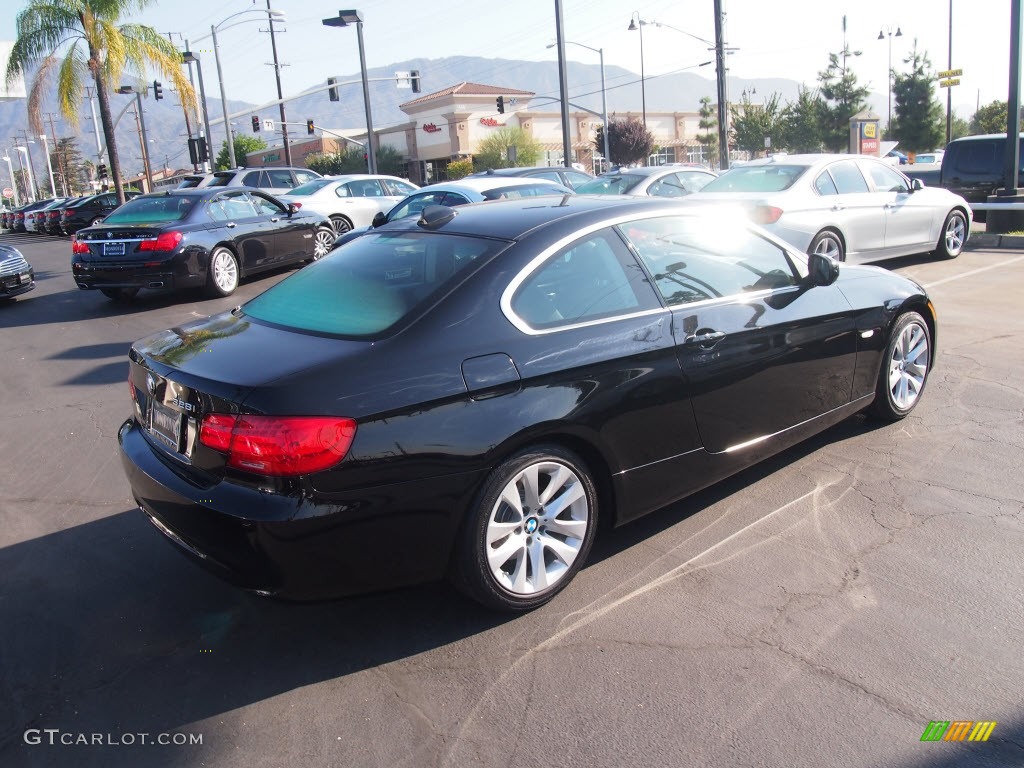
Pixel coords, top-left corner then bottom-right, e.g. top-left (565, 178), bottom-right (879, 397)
top-left (1, 0), bottom-right (1012, 119)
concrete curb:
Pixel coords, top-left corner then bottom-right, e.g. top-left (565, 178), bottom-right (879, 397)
top-left (967, 233), bottom-right (1024, 250)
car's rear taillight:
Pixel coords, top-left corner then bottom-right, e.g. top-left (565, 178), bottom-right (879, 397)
top-left (750, 205), bottom-right (783, 225)
top-left (49, 211), bottom-right (61, 218)
top-left (72, 237), bottom-right (89, 254)
top-left (139, 231), bottom-right (183, 252)
top-left (289, 202), bottom-right (302, 209)
top-left (199, 414), bottom-right (357, 476)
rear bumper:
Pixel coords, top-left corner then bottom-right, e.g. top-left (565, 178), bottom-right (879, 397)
top-left (118, 418), bottom-right (483, 600)
top-left (72, 257), bottom-right (203, 291)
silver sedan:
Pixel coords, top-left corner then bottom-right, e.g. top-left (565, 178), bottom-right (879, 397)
top-left (688, 154), bottom-right (971, 263)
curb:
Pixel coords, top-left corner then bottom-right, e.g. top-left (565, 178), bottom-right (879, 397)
top-left (967, 233), bottom-right (1024, 250)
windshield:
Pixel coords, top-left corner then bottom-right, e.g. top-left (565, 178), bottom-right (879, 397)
top-left (243, 231), bottom-right (506, 337)
top-left (101, 195), bottom-right (196, 225)
top-left (575, 175), bottom-right (646, 194)
top-left (700, 165), bottom-right (808, 193)
top-left (286, 178), bottom-right (336, 196)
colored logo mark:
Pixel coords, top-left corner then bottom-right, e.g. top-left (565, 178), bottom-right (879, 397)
top-left (921, 721), bottom-right (997, 742)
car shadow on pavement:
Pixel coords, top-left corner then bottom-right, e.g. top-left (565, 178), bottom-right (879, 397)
top-left (0, 287), bottom-right (202, 329)
top-left (0, 506), bottom-right (513, 767)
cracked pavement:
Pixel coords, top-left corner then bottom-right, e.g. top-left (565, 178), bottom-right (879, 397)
top-left (1, 234), bottom-right (1022, 768)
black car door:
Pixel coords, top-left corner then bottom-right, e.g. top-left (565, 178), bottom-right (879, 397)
top-left (207, 191), bottom-right (277, 274)
top-left (250, 191), bottom-right (310, 264)
top-left (620, 215), bottom-right (859, 455)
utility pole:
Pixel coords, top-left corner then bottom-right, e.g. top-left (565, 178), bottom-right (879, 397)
top-left (266, 0), bottom-right (292, 165)
top-left (10, 137), bottom-right (27, 200)
top-left (129, 92), bottom-right (154, 192)
top-left (713, 0), bottom-right (730, 170)
top-left (84, 87), bottom-right (103, 159)
top-left (166, 31), bottom-right (197, 172)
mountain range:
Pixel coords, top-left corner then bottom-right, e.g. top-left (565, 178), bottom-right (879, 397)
top-left (1, 54), bottom-right (887, 184)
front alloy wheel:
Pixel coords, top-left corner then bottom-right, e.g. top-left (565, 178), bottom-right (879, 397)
top-left (455, 446), bottom-right (598, 611)
top-left (312, 226), bottom-right (336, 260)
top-left (871, 311), bottom-right (931, 421)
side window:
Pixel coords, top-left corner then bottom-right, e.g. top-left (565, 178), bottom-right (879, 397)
top-left (266, 169), bottom-right (296, 189)
top-left (389, 191), bottom-right (446, 221)
top-left (336, 184), bottom-right (353, 198)
top-left (954, 141), bottom-right (999, 174)
top-left (864, 162), bottom-right (909, 193)
top-left (563, 171), bottom-right (594, 188)
top-left (294, 170), bottom-right (318, 185)
top-left (828, 161), bottom-right (870, 194)
top-left (352, 180), bottom-right (385, 197)
top-left (220, 191), bottom-right (259, 219)
top-left (250, 193), bottom-right (283, 216)
top-left (511, 228), bottom-right (659, 329)
top-left (622, 216), bottom-right (799, 307)
top-left (532, 171), bottom-right (563, 183)
top-left (814, 171), bottom-right (839, 196)
top-left (440, 193), bottom-right (471, 206)
top-left (242, 171), bottom-right (264, 187)
top-left (647, 176), bottom-right (687, 198)
top-left (385, 179), bottom-right (418, 196)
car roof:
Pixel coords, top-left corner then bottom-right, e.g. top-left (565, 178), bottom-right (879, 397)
top-left (376, 194), bottom-right (714, 241)
top-left (602, 166), bottom-right (713, 178)
top-left (472, 166), bottom-right (580, 176)
top-left (419, 177), bottom-right (570, 193)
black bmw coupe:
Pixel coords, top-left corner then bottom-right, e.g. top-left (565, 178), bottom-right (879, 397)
top-left (72, 188), bottom-right (336, 300)
top-left (120, 196), bottom-right (936, 611)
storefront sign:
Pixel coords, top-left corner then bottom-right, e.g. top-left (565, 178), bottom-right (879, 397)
top-left (479, 118), bottom-right (501, 127)
top-left (422, 123), bottom-right (441, 133)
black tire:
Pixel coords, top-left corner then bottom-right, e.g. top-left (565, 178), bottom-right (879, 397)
top-left (935, 209), bottom-right (967, 259)
top-left (869, 311), bottom-right (932, 421)
top-left (100, 287), bottom-right (140, 302)
top-left (808, 229), bottom-right (845, 262)
top-left (453, 445), bottom-right (599, 612)
top-left (311, 226), bottom-right (336, 261)
top-left (329, 215), bottom-right (352, 234)
top-left (206, 247), bottom-right (239, 298)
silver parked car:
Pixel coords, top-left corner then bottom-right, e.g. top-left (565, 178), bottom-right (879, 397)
top-left (279, 174), bottom-right (419, 234)
top-left (688, 154), bottom-right (971, 262)
top-left (576, 165), bottom-right (717, 198)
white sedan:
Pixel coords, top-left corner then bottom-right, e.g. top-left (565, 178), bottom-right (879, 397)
top-left (688, 154), bottom-right (971, 263)
top-left (280, 174), bottom-right (420, 234)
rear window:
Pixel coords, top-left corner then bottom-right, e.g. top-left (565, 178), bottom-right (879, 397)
top-left (101, 196), bottom-right (196, 225)
top-left (242, 232), bottom-right (505, 337)
top-left (700, 165), bottom-right (807, 192)
top-left (575, 175), bottom-right (647, 194)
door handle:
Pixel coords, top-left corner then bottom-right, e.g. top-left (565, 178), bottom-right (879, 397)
top-left (684, 331), bottom-right (726, 347)
top-left (831, 204), bottom-right (845, 211)
top-left (270, 217), bottom-right (280, 222)
top-left (226, 222), bottom-right (236, 228)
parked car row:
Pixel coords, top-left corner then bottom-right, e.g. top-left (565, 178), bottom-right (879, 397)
top-left (1, 191), bottom-right (143, 235)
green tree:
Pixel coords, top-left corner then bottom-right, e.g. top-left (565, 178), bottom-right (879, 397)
top-left (446, 159), bottom-right (474, 180)
top-left (215, 134), bottom-right (267, 171)
top-left (6, 0), bottom-right (196, 204)
top-left (890, 44), bottom-right (944, 152)
top-left (949, 114), bottom-right (970, 141)
top-left (730, 92), bottom-right (783, 159)
top-left (374, 145), bottom-right (407, 177)
top-left (306, 148), bottom-right (363, 175)
top-left (817, 49), bottom-right (870, 151)
top-left (594, 118), bottom-right (654, 166)
top-left (970, 101), bottom-right (1009, 135)
top-left (695, 96), bottom-right (718, 168)
top-left (778, 86), bottom-right (825, 153)
top-left (474, 127), bottom-right (542, 169)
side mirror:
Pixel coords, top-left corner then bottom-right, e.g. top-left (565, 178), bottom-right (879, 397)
top-left (287, 203), bottom-right (299, 215)
top-left (371, 211), bottom-right (387, 228)
top-left (911, 178), bottom-right (924, 191)
top-left (808, 252), bottom-right (839, 287)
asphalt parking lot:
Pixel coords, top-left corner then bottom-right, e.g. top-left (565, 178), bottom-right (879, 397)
top-left (1, 231), bottom-right (1022, 768)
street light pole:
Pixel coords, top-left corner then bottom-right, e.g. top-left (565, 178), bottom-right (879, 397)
top-left (39, 133), bottom-right (56, 196)
top-left (14, 147), bottom-right (37, 202)
top-left (878, 24), bottom-right (903, 132)
top-left (550, 41), bottom-right (610, 171)
top-left (266, 0), bottom-right (292, 166)
top-left (210, 23), bottom-right (236, 169)
top-left (182, 47), bottom-right (214, 173)
top-left (322, 10), bottom-right (377, 174)
top-left (627, 12), bottom-right (647, 130)
top-left (2, 154), bottom-right (20, 207)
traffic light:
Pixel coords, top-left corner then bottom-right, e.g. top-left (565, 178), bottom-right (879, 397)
top-left (188, 137), bottom-right (209, 164)
top-left (153, 80), bottom-right (163, 100)
top-left (410, 70), bottom-right (421, 94)
top-left (327, 77), bottom-right (339, 102)
top-left (496, 95), bottom-right (505, 114)
top-left (97, 164), bottom-right (108, 179)
top-left (252, 115), bottom-right (261, 133)
top-left (307, 119), bottom-right (315, 135)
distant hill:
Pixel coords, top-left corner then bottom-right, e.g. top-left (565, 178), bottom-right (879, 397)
top-left (0, 55), bottom-right (888, 180)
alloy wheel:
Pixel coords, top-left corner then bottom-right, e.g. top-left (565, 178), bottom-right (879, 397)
top-left (888, 320), bottom-right (929, 410)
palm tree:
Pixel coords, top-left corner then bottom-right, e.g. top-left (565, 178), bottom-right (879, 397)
top-left (5, 0), bottom-right (196, 203)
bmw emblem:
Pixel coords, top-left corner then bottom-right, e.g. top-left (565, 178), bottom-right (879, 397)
top-left (525, 517), bottom-right (538, 534)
